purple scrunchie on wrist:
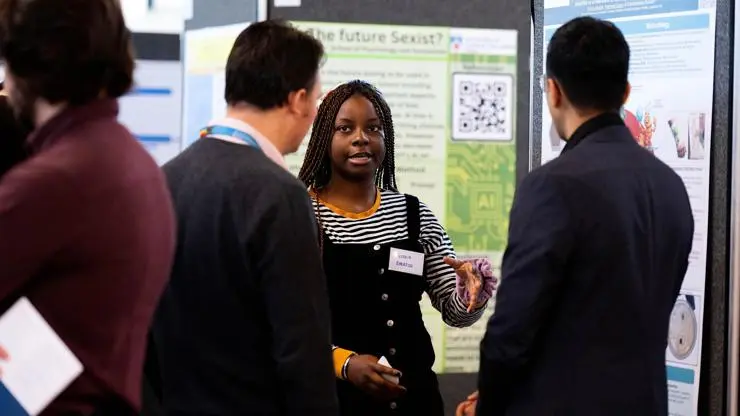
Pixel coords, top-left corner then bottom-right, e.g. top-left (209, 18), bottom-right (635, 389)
top-left (456, 258), bottom-right (497, 306)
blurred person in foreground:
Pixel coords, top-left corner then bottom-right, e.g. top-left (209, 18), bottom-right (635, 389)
top-left (458, 16), bottom-right (694, 416)
top-left (147, 20), bottom-right (338, 415)
top-left (0, 0), bottom-right (175, 414)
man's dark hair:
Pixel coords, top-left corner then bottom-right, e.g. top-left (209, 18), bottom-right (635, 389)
top-left (298, 80), bottom-right (397, 191)
top-left (546, 16), bottom-right (630, 112)
top-left (225, 20), bottom-right (324, 109)
top-left (0, 0), bottom-right (134, 105)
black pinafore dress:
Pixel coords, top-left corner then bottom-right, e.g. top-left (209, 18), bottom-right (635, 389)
top-left (321, 194), bottom-right (444, 416)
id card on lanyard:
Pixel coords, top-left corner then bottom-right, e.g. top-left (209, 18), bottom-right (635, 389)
top-left (200, 125), bottom-right (262, 151)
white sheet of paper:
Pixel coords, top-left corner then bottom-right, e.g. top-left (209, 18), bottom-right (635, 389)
top-left (0, 297), bottom-right (83, 416)
top-left (274, 0), bottom-right (301, 7)
top-left (377, 356), bottom-right (399, 384)
top-left (388, 248), bottom-right (424, 276)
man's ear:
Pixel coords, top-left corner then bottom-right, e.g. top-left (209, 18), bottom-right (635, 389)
top-left (622, 82), bottom-right (632, 106)
top-left (286, 88), bottom-right (309, 116)
top-left (546, 78), bottom-right (562, 109)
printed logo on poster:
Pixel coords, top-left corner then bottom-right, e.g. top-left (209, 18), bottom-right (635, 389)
top-left (448, 28), bottom-right (517, 56)
top-left (450, 35), bottom-right (463, 50)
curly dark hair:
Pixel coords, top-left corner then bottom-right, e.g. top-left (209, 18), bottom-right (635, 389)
top-left (298, 80), bottom-right (397, 191)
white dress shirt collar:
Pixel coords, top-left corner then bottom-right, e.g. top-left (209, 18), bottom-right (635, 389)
top-left (206, 117), bottom-right (286, 169)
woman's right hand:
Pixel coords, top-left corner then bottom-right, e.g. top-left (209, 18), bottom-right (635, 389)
top-left (345, 354), bottom-right (406, 401)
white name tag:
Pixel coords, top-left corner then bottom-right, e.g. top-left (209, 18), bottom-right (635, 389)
top-left (388, 248), bottom-right (424, 276)
top-left (0, 297), bottom-right (83, 416)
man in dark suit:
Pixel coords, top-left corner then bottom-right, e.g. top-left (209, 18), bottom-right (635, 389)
top-left (147, 20), bottom-right (338, 415)
top-left (463, 16), bottom-right (694, 416)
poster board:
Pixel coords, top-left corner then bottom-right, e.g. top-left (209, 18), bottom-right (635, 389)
top-left (535, 2), bottom-right (726, 415)
top-left (182, 23), bottom-right (249, 150)
top-left (120, 33), bottom-right (183, 166)
top-left (120, 60), bottom-right (183, 165)
top-left (181, 0), bottom-right (260, 149)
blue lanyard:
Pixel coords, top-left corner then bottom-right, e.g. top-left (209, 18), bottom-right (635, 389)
top-left (200, 125), bottom-right (262, 150)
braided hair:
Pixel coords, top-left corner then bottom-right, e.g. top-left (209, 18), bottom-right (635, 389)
top-left (298, 79), bottom-right (397, 191)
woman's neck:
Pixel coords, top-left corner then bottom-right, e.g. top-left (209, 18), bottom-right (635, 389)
top-left (318, 178), bottom-right (377, 213)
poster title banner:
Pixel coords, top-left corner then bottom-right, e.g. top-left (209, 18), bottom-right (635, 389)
top-left (545, 0), bottom-right (700, 26)
top-left (305, 26), bottom-right (445, 47)
top-left (295, 22), bottom-right (518, 58)
top-left (296, 22), bottom-right (449, 55)
top-left (544, 13), bottom-right (711, 40)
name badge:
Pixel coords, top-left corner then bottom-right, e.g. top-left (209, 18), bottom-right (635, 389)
top-left (388, 248), bottom-right (424, 276)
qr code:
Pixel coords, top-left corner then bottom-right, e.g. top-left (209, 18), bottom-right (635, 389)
top-left (452, 73), bottom-right (513, 141)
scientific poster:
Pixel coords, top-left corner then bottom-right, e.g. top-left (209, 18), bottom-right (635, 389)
top-left (540, 2), bottom-right (715, 414)
top-left (4, 59), bottom-right (182, 165)
top-left (289, 21), bottom-right (518, 373)
top-left (182, 23), bottom-right (250, 150)
top-left (119, 60), bottom-right (183, 165)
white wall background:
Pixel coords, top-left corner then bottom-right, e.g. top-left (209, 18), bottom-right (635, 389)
top-left (121, 0), bottom-right (190, 33)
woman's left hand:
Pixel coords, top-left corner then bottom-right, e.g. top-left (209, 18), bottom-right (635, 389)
top-left (455, 391), bottom-right (478, 416)
top-left (444, 257), bottom-right (497, 312)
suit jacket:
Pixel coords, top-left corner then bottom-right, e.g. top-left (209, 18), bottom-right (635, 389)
top-left (477, 113), bottom-right (694, 415)
top-left (149, 138), bottom-right (338, 415)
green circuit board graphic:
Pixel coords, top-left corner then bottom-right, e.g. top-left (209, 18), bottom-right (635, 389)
top-left (445, 55), bottom-right (517, 255)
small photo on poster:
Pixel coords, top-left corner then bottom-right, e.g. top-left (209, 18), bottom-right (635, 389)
top-left (687, 112), bottom-right (707, 160)
top-left (620, 105), bottom-right (656, 153)
top-left (666, 293), bottom-right (702, 366)
top-left (666, 116), bottom-right (689, 159)
top-left (660, 112), bottom-right (707, 161)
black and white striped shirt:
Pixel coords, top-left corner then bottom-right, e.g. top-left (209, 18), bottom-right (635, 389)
top-left (311, 189), bottom-right (483, 328)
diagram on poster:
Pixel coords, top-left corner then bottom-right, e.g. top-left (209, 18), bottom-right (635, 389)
top-left (668, 294), bottom-right (702, 364)
top-left (666, 292), bottom-right (704, 415)
top-left (541, 2), bottom-right (716, 415)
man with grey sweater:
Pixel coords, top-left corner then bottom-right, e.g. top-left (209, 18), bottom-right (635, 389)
top-left (147, 20), bottom-right (338, 415)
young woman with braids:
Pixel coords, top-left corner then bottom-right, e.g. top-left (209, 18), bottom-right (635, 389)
top-left (298, 80), bottom-right (497, 416)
